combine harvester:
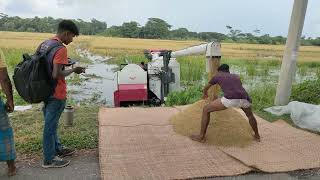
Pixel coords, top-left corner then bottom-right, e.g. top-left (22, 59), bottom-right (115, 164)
top-left (113, 42), bottom-right (221, 107)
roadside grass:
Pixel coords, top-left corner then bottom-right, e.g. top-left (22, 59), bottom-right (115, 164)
top-left (10, 104), bottom-right (99, 155)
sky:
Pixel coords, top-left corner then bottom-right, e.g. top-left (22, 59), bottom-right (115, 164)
top-left (0, 0), bottom-right (319, 37)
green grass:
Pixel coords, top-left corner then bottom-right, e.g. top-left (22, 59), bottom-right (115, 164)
top-left (67, 73), bottom-right (83, 86)
top-left (302, 61), bottom-right (320, 68)
top-left (165, 85), bottom-right (203, 106)
top-left (298, 66), bottom-right (308, 77)
top-left (291, 79), bottom-right (320, 104)
top-left (11, 105), bottom-right (99, 154)
top-left (2, 48), bottom-right (33, 73)
top-left (178, 56), bottom-right (206, 82)
top-left (246, 64), bottom-right (257, 76)
top-left (248, 84), bottom-right (291, 122)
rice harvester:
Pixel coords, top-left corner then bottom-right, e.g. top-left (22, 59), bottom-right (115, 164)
top-left (113, 41), bottom-right (221, 107)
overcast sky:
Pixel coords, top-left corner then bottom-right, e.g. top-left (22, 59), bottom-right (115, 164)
top-left (0, 0), bottom-right (319, 37)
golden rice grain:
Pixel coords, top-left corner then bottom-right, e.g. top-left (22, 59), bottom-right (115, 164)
top-left (171, 100), bottom-right (254, 147)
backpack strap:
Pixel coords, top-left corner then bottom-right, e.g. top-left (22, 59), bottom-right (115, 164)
top-left (36, 39), bottom-right (65, 76)
top-left (46, 41), bottom-right (65, 78)
top-left (36, 40), bottom-right (64, 58)
top-left (44, 42), bottom-right (64, 57)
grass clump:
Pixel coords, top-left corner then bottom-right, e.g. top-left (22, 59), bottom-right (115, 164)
top-left (291, 79), bottom-right (320, 104)
top-left (165, 85), bottom-right (203, 106)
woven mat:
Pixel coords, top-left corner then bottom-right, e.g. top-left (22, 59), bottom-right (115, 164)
top-left (99, 107), bottom-right (252, 180)
top-left (218, 111), bottom-right (320, 172)
top-left (99, 107), bottom-right (179, 126)
top-left (99, 106), bottom-right (320, 179)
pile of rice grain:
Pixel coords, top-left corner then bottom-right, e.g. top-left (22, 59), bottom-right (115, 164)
top-left (170, 100), bottom-right (254, 147)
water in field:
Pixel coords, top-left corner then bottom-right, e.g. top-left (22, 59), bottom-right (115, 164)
top-left (67, 49), bottom-right (118, 107)
top-left (230, 65), bottom-right (318, 91)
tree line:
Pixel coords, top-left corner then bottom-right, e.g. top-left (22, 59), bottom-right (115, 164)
top-left (0, 15), bottom-right (319, 46)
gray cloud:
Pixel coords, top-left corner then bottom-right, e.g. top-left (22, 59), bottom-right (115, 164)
top-left (5, 0), bottom-right (34, 14)
top-left (56, 0), bottom-right (95, 7)
top-left (57, 0), bottom-right (74, 6)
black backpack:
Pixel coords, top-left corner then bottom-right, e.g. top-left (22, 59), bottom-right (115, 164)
top-left (13, 41), bottom-right (63, 103)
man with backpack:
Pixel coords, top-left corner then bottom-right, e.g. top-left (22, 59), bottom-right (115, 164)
top-left (40, 20), bottom-right (86, 168)
top-left (0, 49), bottom-right (16, 176)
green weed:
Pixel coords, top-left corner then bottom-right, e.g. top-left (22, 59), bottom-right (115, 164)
top-left (165, 84), bottom-right (203, 106)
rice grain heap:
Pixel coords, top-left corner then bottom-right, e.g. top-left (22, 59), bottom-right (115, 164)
top-left (171, 100), bottom-right (255, 147)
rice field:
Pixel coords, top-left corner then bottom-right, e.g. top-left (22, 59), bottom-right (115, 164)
top-left (1, 31), bottom-right (320, 109)
top-left (1, 31), bottom-right (320, 61)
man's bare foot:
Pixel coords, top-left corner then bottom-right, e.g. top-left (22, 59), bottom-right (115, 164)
top-left (253, 134), bottom-right (261, 142)
top-left (8, 165), bottom-right (16, 176)
top-left (190, 134), bottom-right (206, 143)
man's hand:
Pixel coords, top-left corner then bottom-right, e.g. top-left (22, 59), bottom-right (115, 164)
top-left (212, 95), bottom-right (218, 100)
top-left (0, 68), bottom-right (14, 112)
top-left (6, 100), bottom-right (14, 113)
top-left (73, 67), bottom-right (86, 74)
top-left (202, 84), bottom-right (211, 99)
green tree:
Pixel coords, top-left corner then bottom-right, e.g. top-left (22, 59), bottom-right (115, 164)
top-left (100, 26), bottom-right (122, 37)
top-left (253, 29), bottom-right (260, 36)
top-left (170, 28), bottom-right (189, 39)
top-left (199, 32), bottom-right (227, 42)
top-left (91, 18), bottom-right (107, 34)
top-left (271, 36), bottom-right (286, 45)
top-left (257, 34), bottom-right (272, 44)
top-left (120, 21), bottom-right (140, 38)
top-left (142, 18), bottom-right (171, 39)
top-left (226, 25), bottom-right (241, 41)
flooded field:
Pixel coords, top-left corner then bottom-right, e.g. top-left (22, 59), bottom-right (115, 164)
top-left (67, 50), bottom-right (118, 106)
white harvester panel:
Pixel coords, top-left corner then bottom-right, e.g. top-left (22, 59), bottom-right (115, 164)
top-left (205, 42), bottom-right (221, 57)
top-left (169, 58), bottom-right (180, 92)
top-left (117, 64), bottom-right (147, 85)
top-left (147, 57), bottom-right (181, 100)
top-left (148, 58), bottom-right (163, 100)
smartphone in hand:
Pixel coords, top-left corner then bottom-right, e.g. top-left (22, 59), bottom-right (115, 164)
top-left (67, 58), bottom-right (77, 66)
